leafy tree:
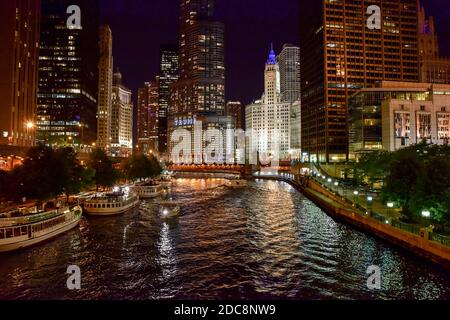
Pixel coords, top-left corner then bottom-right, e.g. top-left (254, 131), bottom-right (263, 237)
top-left (409, 157), bottom-right (450, 224)
top-left (55, 147), bottom-right (94, 200)
top-left (352, 150), bottom-right (393, 186)
top-left (149, 155), bottom-right (163, 177)
top-left (122, 154), bottom-right (162, 182)
top-left (382, 153), bottom-right (423, 216)
top-left (88, 148), bottom-right (120, 191)
top-left (18, 145), bottom-right (66, 202)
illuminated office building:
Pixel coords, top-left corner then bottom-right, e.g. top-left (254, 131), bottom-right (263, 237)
top-left (0, 0), bottom-right (40, 147)
top-left (226, 102), bottom-right (243, 130)
top-left (158, 45), bottom-right (179, 155)
top-left (137, 81), bottom-right (159, 155)
top-left (97, 25), bottom-right (113, 150)
top-left (169, 0), bottom-right (225, 154)
top-left (300, 0), bottom-right (419, 163)
top-left (37, 0), bottom-right (99, 148)
top-left (278, 44), bottom-right (301, 103)
top-left (110, 71), bottom-right (133, 157)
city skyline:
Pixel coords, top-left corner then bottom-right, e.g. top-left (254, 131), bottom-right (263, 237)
top-left (100, 0), bottom-right (450, 106)
top-left (0, 0), bottom-right (449, 306)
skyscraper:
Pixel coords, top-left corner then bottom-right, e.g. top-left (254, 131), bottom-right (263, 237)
top-left (137, 81), bottom-right (160, 156)
top-left (226, 101), bottom-right (243, 130)
top-left (418, 5), bottom-right (450, 84)
top-left (246, 47), bottom-right (300, 161)
top-left (300, 0), bottom-right (419, 163)
top-left (169, 0), bottom-right (225, 153)
top-left (0, 0), bottom-right (40, 147)
top-left (110, 71), bottom-right (133, 158)
top-left (37, 0), bottom-right (99, 148)
top-left (97, 25), bottom-right (113, 151)
top-left (278, 44), bottom-right (301, 103)
top-left (158, 45), bottom-right (179, 155)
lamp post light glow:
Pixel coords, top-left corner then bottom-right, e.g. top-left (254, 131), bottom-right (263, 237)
top-left (26, 122), bottom-right (34, 129)
top-left (387, 202), bottom-right (394, 208)
top-left (422, 210), bottom-right (431, 218)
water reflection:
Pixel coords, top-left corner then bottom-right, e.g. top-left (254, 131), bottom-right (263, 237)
top-left (0, 179), bottom-right (449, 300)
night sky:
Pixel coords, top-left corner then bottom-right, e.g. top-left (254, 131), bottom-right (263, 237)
top-left (100, 0), bottom-right (450, 106)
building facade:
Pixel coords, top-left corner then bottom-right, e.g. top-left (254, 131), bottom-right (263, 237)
top-left (418, 6), bottom-right (450, 84)
top-left (0, 0), bottom-right (41, 147)
top-left (226, 101), bottom-right (243, 130)
top-left (37, 0), bottom-right (99, 148)
top-left (168, 0), bottom-right (226, 158)
top-left (245, 48), bottom-right (301, 161)
top-left (349, 81), bottom-right (450, 159)
top-left (97, 25), bottom-right (113, 151)
top-left (300, 0), bottom-right (420, 163)
top-left (278, 44), bottom-right (300, 103)
top-left (137, 81), bottom-right (160, 156)
top-left (158, 45), bottom-right (179, 155)
top-left (382, 83), bottom-right (450, 151)
top-left (110, 71), bottom-right (133, 157)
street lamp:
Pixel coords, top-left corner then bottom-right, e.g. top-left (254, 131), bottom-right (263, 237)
top-left (387, 202), bottom-right (394, 218)
top-left (353, 190), bottom-right (359, 204)
top-left (25, 121), bottom-right (34, 146)
top-left (422, 210), bottom-right (431, 218)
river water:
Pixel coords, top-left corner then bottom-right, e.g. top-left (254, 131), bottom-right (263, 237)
top-left (0, 178), bottom-right (449, 300)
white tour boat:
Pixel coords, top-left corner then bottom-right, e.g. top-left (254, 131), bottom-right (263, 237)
top-left (0, 204), bottom-right (83, 253)
top-left (159, 172), bottom-right (173, 188)
top-left (131, 181), bottom-right (165, 199)
top-left (84, 188), bottom-right (139, 216)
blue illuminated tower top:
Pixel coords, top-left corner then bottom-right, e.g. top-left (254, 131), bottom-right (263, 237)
top-left (266, 43), bottom-right (277, 65)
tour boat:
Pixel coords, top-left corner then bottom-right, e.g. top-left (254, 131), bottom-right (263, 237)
top-left (84, 188), bottom-right (139, 216)
top-left (131, 181), bottom-right (165, 199)
top-left (227, 179), bottom-right (248, 188)
top-left (159, 173), bottom-right (173, 187)
top-left (159, 201), bottom-right (181, 220)
top-left (0, 204), bottom-right (83, 253)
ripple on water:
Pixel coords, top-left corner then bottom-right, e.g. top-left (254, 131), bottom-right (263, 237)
top-left (0, 179), bottom-right (449, 300)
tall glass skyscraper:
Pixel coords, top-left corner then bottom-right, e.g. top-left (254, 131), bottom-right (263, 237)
top-left (158, 45), bottom-right (179, 155)
top-left (37, 0), bottom-right (99, 148)
top-left (168, 0), bottom-right (226, 158)
top-left (278, 44), bottom-right (301, 104)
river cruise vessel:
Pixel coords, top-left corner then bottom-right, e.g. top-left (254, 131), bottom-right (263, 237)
top-left (0, 204), bottom-right (83, 253)
top-left (132, 181), bottom-right (165, 199)
top-left (84, 189), bottom-right (139, 216)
